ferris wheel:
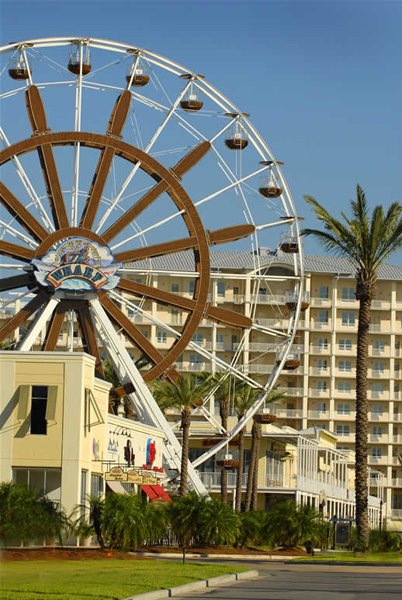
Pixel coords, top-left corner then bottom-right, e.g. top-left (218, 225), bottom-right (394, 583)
top-left (0, 37), bottom-right (304, 494)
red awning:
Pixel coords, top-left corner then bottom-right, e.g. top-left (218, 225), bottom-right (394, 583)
top-left (141, 484), bottom-right (171, 502)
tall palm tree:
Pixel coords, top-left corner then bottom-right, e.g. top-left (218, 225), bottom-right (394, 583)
top-left (211, 375), bottom-right (236, 503)
top-left (303, 186), bottom-right (402, 550)
top-left (152, 373), bottom-right (212, 496)
top-left (244, 388), bottom-right (287, 511)
top-left (233, 384), bottom-right (258, 512)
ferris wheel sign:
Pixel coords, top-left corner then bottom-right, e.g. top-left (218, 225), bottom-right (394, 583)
top-left (32, 238), bottom-right (121, 292)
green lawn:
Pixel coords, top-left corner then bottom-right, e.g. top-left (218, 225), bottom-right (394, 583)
top-left (294, 552), bottom-right (402, 563)
top-left (0, 559), bottom-right (247, 600)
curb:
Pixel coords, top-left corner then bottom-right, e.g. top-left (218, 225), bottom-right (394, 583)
top-left (122, 569), bottom-right (259, 599)
top-left (130, 551), bottom-right (296, 561)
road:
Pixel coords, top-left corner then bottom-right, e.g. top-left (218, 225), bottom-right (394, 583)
top-left (176, 561), bottom-right (402, 600)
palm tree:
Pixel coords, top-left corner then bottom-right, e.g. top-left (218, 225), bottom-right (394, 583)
top-left (303, 186), bottom-right (402, 550)
top-left (152, 373), bottom-right (212, 496)
top-left (244, 388), bottom-right (287, 511)
top-left (210, 375), bottom-right (236, 503)
top-left (233, 384), bottom-right (258, 512)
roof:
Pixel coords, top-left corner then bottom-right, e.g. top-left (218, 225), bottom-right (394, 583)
top-left (128, 250), bottom-right (402, 280)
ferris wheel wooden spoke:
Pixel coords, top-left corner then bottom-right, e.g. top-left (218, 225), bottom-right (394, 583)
top-left (0, 291), bottom-right (49, 344)
top-left (0, 240), bottom-right (35, 262)
top-left (0, 182), bottom-right (48, 242)
top-left (0, 272), bottom-right (36, 293)
top-left (101, 141), bottom-right (211, 243)
top-left (114, 223), bottom-right (255, 263)
top-left (75, 303), bottom-right (104, 378)
top-left (25, 85), bottom-right (69, 229)
top-left (117, 278), bottom-right (252, 328)
top-left (42, 303), bottom-right (66, 351)
top-left (99, 294), bottom-right (178, 381)
top-left (80, 91), bottom-right (132, 229)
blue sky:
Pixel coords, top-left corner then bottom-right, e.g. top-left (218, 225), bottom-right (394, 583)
top-left (1, 0), bottom-right (401, 264)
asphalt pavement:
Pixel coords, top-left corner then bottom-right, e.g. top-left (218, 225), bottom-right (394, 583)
top-left (173, 562), bottom-right (402, 600)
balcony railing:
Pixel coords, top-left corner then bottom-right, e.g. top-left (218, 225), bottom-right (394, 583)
top-left (390, 509), bottom-right (402, 519)
top-left (270, 408), bottom-right (304, 419)
top-left (308, 388), bottom-right (330, 397)
top-left (391, 479), bottom-right (402, 488)
top-left (308, 410), bottom-right (328, 419)
top-left (309, 367), bottom-right (329, 376)
top-left (309, 345), bottom-right (331, 354)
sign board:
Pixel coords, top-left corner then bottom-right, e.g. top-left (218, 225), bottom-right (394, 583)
top-left (127, 469), bottom-right (143, 484)
top-left (142, 472), bottom-right (158, 485)
top-left (335, 522), bottom-right (350, 545)
top-left (105, 467), bottom-right (127, 482)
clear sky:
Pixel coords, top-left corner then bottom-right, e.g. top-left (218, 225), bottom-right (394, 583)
top-left (1, 0), bottom-right (401, 264)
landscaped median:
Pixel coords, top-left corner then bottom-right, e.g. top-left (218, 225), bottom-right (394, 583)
top-left (0, 555), bottom-right (255, 600)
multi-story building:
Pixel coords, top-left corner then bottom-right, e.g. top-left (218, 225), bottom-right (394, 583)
top-left (1, 249), bottom-right (401, 527)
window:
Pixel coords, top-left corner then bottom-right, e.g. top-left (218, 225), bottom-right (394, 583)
top-left (372, 426), bottom-right (383, 437)
top-left (141, 329), bottom-right (149, 338)
top-left (338, 381), bottom-right (352, 392)
top-left (337, 403), bottom-right (351, 415)
top-left (371, 447), bottom-right (382, 458)
top-left (233, 286), bottom-right (239, 296)
top-left (90, 474), bottom-right (103, 498)
top-left (318, 338), bottom-right (328, 349)
top-left (217, 333), bottom-right (224, 344)
top-left (318, 286), bottom-right (329, 299)
top-left (318, 310), bottom-right (329, 323)
top-left (372, 382), bottom-right (384, 394)
top-left (341, 287), bottom-right (355, 301)
top-left (188, 280), bottom-right (195, 294)
top-left (217, 281), bottom-right (225, 297)
top-left (191, 333), bottom-right (204, 344)
top-left (316, 402), bottom-right (327, 413)
top-left (156, 331), bottom-right (167, 344)
top-left (339, 360), bottom-right (352, 372)
top-left (373, 361), bottom-right (385, 373)
top-left (374, 339), bottom-right (385, 352)
top-left (30, 386), bottom-right (48, 435)
top-left (171, 282), bottom-right (179, 293)
top-left (316, 380), bottom-right (327, 391)
top-left (336, 425), bottom-right (350, 436)
top-left (317, 359), bottom-right (328, 370)
top-left (81, 470), bottom-right (87, 519)
top-left (189, 354), bottom-right (202, 364)
top-left (342, 311), bottom-right (355, 326)
top-left (372, 404), bottom-right (383, 415)
top-left (339, 338), bottom-right (352, 351)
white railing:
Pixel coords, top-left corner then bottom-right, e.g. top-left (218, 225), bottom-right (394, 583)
top-left (252, 294), bottom-right (286, 305)
top-left (308, 388), bottom-right (330, 397)
top-left (393, 413), bottom-right (402, 421)
top-left (278, 387), bottom-right (304, 396)
top-left (309, 345), bottom-right (331, 354)
top-left (369, 412), bottom-right (387, 421)
top-left (371, 299), bottom-right (391, 310)
top-left (390, 509), bottom-right (402, 519)
top-left (393, 435), bottom-right (402, 444)
top-left (310, 298), bottom-right (331, 307)
top-left (368, 434), bottom-right (389, 443)
top-left (309, 367), bottom-right (329, 376)
top-left (308, 410), bottom-right (328, 419)
top-left (311, 321), bottom-right (331, 330)
top-left (369, 456), bottom-right (389, 465)
top-left (391, 479), bottom-right (402, 487)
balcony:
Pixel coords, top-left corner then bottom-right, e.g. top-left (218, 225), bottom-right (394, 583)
top-left (309, 367), bottom-right (329, 376)
top-left (369, 369), bottom-right (389, 379)
top-left (310, 297), bottom-right (331, 308)
top-left (369, 412), bottom-right (388, 421)
top-left (371, 299), bottom-right (391, 310)
top-left (308, 410), bottom-right (328, 419)
top-left (309, 345), bottom-right (331, 354)
top-left (391, 479), bottom-right (402, 488)
top-left (255, 318), bottom-right (290, 329)
top-left (252, 294), bottom-right (286, 305)
top-left (248, 364), bottom-right (274, 374)
top-left (393, 413), bottom-right (402, 422)
top-left (369, 456), bottom-right (389, 466)
top-left (248, 342), bottom-right (280, 353)
top-left (368, 435), bottom-right (389, 444)
top-left (308, 388), bottom-right (330, 398)
top-left (270, 408), bottom-right (304, 419)
top-left (277, 387), bottom-right (304, 396)
top-left (390, 509), bottom-right (402, 520)
top-left (393, 435), bottom-right (402, 444)
top-left (311, 321), bottom-right (331, 330)
top-left (335, 411), bottom-right (356, 420)
top-left (232, 294), bottom-right (245, 304)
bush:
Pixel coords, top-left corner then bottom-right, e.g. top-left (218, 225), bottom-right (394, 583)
top-left (197, 497), bottom-right (239, 546)
top-left (368, 529), bottom-right (401, 552)
top-left (0, 482), bottom-right (68, 546)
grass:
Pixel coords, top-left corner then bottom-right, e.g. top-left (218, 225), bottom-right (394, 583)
top-left (294, 551), bottom-right (402, 563)
top-left (0, 558), bottom-right (247, 600)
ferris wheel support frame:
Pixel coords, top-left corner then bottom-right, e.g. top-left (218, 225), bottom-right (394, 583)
top-left (88, 297), bottom-right (209, 497)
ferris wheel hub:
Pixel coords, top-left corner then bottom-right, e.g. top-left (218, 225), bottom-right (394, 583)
top-left (32, 236), bottom-right (121, 293)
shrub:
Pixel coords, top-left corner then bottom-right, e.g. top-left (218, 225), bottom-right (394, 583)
top-left (368, 529), bottom-right (401, 552)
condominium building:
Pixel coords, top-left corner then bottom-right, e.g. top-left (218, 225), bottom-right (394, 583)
top-left (1, 249), bottom-right (401, 527)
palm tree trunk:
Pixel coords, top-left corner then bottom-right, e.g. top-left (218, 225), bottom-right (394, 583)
top-left (250, 421), bottom-right (261, 511)
top-left (355, 292), bottom-right (371, 550)
top-left (235, 426), bottom-right (245, 513)
top-left (179, 408), bottom-right (191, 496)
top-left (220, 404), bottom-right (229, 504)
top-left (245, 421), bottom-right (260, 511)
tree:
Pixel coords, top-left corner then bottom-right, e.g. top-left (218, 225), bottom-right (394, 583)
top-left (267, 500), bottom-right (320, 549)
top-left (198, 497), bottom-right (240, 546)
top-left (233, 384), bottom-right (258, 512)
top-left (167, 492), bottom-right (206, 547)
top-left (152, 373), bottom-right (212, 496)
top-left (244, 389), bottom-right (288, 511)
top-left (303, 186), bottom-right (402, 550)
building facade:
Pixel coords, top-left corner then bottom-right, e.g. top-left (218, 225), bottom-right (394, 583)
top-left (0, 250), bottom-right (401, 527)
